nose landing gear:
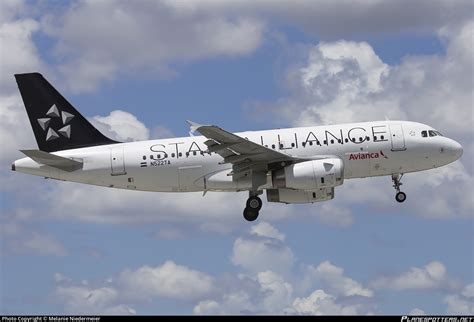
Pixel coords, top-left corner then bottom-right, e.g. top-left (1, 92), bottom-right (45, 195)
top-left (392, 174), bottom-right (406, 203)
top-left (243, 193), bottom-right (263, 222)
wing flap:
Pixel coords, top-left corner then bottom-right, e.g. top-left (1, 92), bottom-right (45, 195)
top-left (20, 149), bottom-right (83, 172)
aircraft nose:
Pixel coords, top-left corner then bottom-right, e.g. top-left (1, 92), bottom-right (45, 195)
top-left (444, 139), bottom-right (463, 160)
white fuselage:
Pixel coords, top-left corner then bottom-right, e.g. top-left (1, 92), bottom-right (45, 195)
top-left (13, 121), bottom-right (463, 193)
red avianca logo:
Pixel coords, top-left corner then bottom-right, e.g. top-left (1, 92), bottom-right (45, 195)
top-left (349, 150), bottom-right (388, 161)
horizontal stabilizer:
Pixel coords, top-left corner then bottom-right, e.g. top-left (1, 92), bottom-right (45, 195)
top-left (20, 149), bottom-right (83, 172)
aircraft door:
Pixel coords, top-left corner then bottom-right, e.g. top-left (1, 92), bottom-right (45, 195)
top-left (389, 124), bottom-right (406, 151)
top-left (111, 146), bottom-right (126, 176)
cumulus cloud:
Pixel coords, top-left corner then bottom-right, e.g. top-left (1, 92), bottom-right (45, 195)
top-left (371, 261), bottom-right (458, 291)
top-left (162, 0), bottom-right (473, 38)
top-left (0, 18), bottom-right (43, 93)
top-left (250, 221), bottom-right (286, 241)
top-left (231, 223), bottom-right (294, 275)
top-left (292, 289), bottom-right (367, 315)
top-left (54, 260), bottom-right (214, 314)
top-left (41, 0), bottom-right (264, 92)
top-left (118, 260), bottom-right (214, 301)
top-left (194, 222), bottom-right (375, 315)
top-left (55, 284), bottom-right (136, 315)
top-left (444, 283), bottom-right (474, 315)
top-left (408, 308), bottom-right (426, 315)
top-left (305, 261), bottom-right (373, 297)
top-left (90, 110), bottom-right (150, 142)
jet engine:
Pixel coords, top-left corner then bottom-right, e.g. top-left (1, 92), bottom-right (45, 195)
top-left (272, 158), bottom-right (344, 190)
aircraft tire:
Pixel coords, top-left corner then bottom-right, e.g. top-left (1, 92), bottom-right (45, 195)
top-left (395, 191), bottom-right (406, 203)
top-left (246, 196), bottom-right (263, 211)
top-left (243, 208), bottom-right (259, 221)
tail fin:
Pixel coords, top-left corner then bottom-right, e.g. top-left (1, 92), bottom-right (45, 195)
top-left (15, 72), bottom-right (119, 152)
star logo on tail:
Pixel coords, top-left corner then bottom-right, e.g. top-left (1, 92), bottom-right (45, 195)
top-left (37, 104), bottom-right (75, 141)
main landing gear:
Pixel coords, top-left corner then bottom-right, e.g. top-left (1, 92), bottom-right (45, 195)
top-left (392, 174), bottom-right (407, 203)
top-left (243, 193), bottom-right (263, 222)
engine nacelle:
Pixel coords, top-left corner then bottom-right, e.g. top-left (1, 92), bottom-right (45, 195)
top-left (267, 187), bottom-right (334, 204)
top-left (272, 158), bottom-right (344, 190)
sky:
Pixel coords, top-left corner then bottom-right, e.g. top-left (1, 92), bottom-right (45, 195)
top-left (0, 0), bottom-right (473, 315)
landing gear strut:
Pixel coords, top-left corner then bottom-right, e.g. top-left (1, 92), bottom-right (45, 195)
top-left (243, 193), bottom-right (263, 222)
top-left (392, 174), bottom-right (406, 203)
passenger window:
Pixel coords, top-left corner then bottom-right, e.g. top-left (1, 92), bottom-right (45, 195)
top-left (366, 136), bottom-right (370, 141)
top-left (142, 155), bottom-right (146, 160)
top-left (351, 138), bottom-right (356, 142)
top-left (272, 144), bottom-right (275, 149)
top-left (345, 138), bottom-right (348, 143)
top-left (330, 139), bottom-right (334, 144)
top-left (421, 131), bottom-right (427, 137)
top-left (338, 139), bottom-right (341, 144)
top-left (280, 144), bottom-right (284, 149)
top-left (193, 151), bottom-right (197, 156)
top-left (374, 136), bottom-right (377, 140)
top-left (302, 142), bottom-right (306, 147)
top-left (381, 135), bottom-right (384, 140)
top-left (171, 153), bottom-right (175, 158)
top-left (309, 141), bottom-right (313, 146)
top-left (291, 143), bottom-right (295, 147)
top-left (186, 152), bottom-right (189, 157)
top-left (359, 137), bottom-right (363, 142)
top-left (323, 140), bottom-right (327, 145)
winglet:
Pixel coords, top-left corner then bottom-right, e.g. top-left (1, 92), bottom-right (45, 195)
top-left (186, 120), bottom-right (202, 137)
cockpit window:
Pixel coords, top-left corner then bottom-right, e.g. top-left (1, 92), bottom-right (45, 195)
top-left (435, 131), bottom-right (443, 136)
top-left (421, 130), bottom-right (427, 137)
top-left (429, 130), bottom-right (437, 137)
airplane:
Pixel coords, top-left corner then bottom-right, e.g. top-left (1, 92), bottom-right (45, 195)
top-left (11, 73), bottom-right (463, 221)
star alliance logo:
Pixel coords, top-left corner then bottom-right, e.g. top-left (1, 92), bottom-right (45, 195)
top-left (37, 104), bottom-right (75, 141)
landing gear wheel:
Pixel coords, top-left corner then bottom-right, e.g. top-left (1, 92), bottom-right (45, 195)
top-left (243, 208), bottom-right (259, 222)
top-left (395, 191), bottom-right (407, 203)
top-left (246, 196), bottom-right (263, 211)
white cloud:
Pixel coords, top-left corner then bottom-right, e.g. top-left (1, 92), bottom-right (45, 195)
top-left (231, 223), bottom-right (294, 275)
top-left (55, 284), bottom-right (136, 315)
top-left (118, 260), bottom-right (214, 301)
top-left (444, 283), bottom-right (474, 314)
top-left (250, 221), bottom-right (285, 241)
top-left (371, 261), bottom-right (457, 291)
top-left (162, 0), bottom-right (473, 38)
top-left (0, 18), bottom-right (43, 93)
top-left (53, 260), bottom-right (214, 314)
top-left (41, 0), bottom-right (264, 93)
top-left (90, 110), bottom-right (150, 142)
top-left (257, 271), bottom-right (293, 313)
top-left (292, 289), bottom-right (367, 315)
top-left (194, 222), bottom-right (375, 315)
top-left (306, 261), bottom-right (373, 297)
top-left (408, 308), bottom-right (426, 315)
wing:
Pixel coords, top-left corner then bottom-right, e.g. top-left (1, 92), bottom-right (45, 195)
top-left (187, 121), bottom-right (299, 179)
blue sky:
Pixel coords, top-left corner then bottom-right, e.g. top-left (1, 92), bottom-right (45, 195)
top-left (1, 0), bottom-right (473, 315)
